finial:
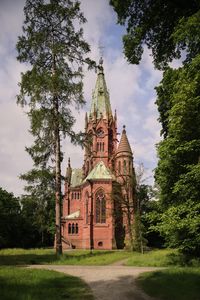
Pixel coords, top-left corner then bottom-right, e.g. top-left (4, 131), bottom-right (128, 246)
top-left (99, 56), bottom-right (103, 66)
top-left (123, 125), bottom-right (126, 129)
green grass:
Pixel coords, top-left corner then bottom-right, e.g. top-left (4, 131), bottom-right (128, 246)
top-left (126, 249), bottom-right (200, 267)
top-left (137, 267), bottom-right (200, 300)
top-left (0, 266), bottom-right (93, 300)
top-left (125, 248), bottom-right (178, 267)
top-left (0, 248), bottom-right (131, 266)
top-left (1, 248), bottom-right (199, 267)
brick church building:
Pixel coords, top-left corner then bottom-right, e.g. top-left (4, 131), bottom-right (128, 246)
top-left (62, 60), bottom-right (135, 250)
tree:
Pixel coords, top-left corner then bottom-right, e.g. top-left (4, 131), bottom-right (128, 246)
top-left (17, 0), bottom-right (94, 255)
top-left (110, 0), bottom-right (200, 69)
top-left (20, 168), bottom-right (55, 246)
top-left (110, 1), bottom-right (200, 257)
top-left (0, 188), bottom-right (22, 248)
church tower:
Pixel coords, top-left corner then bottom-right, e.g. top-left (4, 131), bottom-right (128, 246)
top-left (83, 59), bottom-right (117, 177)
top-left (62, 59), bottom-right (135, 250)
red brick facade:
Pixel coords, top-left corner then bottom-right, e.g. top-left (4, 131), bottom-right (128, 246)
top-left (62, 62), bottom-right (135, 249)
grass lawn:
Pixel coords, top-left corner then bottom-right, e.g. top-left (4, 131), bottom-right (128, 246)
top-left (125, 248), bottom-right (179, 267)
top-left (137, 267), bottom-right (200, 300)
top-left (0, 248), bottom-right (132, 266)
top-left (0, 266), bottom-right (93, 300)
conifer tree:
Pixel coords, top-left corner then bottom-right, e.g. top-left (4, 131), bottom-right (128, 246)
top-left (17, 0), bottom-right (94, 255)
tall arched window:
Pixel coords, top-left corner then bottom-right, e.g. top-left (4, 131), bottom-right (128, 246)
top-left (75, 223), bottom-right (78, 234)
top-left (72, 223), bottom-right (75, 234)
top-left (123, 160), bottom-right (127, 174)
top-left (68, 223), bottom-right (71, 234)
top-left (95, 190), bottom-right (106, 223)
top-left (118, 161), bottom-right (121, 174)
top-left (85, 192), bottom-right (89, 224)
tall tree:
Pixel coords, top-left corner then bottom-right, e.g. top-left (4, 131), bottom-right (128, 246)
top-left (110, 0), bottom-right (199, 69)
top-left (17, 0), bottom-right (94, 255)
top-left (110, 1), bottom-right (200, 256)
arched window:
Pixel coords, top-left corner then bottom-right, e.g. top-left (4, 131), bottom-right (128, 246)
top-left (68, 223), bottom-right (71, 234)
top-left (85, 192), bottom-right (89, 224)
top-left (97, 142), bottom-right (99, 152)
top-left (123, 160), bottom-right (127, 174)
top-left (102, 142), bottom-right (104, 152)
top-left (118, 161), bottom-right (121, 174)
top-left (72, 223), bottom-right (75, 234)
top-left (129, 161), bottom-right (131, 174)
top-left (95, 190), bottom-right (106, 223)
top-left (72, 192), bottom-right (74, 199)
top-left (75, 223), bottom-right (78, 234)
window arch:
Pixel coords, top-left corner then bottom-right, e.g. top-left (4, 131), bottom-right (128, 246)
top-left (68, 223), bottom-right (71, 234)
top-left (72, 223), bottom-right (75, 234)
top-left (75, 223), bottom-right (78, 234)
top-left (85, 192), bottom-right (89, 224)
top-left (118, 161), bottom-right (121, 174)
top-left (123, 160), bottom-right (127, 174)
top-left (95, 190), bottom-right (106, 223)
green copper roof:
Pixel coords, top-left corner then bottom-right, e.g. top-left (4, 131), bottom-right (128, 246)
top-left (90, 63), bottom-right (112, 120)
top-left (85, 161), bottom-right (115, 181)
top-left (70, 169), bottom-right (83, 187)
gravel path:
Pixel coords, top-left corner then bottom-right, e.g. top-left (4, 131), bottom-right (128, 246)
top-left (28, 265), bottom-right (162, 300)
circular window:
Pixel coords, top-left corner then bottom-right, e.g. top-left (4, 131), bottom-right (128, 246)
top-left (96, 128), bottom-right (104, 137)
top-left (98, 241), bottom-right (103, 247)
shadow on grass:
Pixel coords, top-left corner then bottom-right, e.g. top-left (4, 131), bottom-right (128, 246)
top-left (165, 252), bottom-right (200, 267)
top-left (0, 250), bottom-right (112, 266)
top-left (0, 267), bottom-right (93, 300)
top-left (137, 268), bottom-right (200, 300)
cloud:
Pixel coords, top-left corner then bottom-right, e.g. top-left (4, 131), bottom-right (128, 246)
top-left (0, 0), bottom-right (163, 195)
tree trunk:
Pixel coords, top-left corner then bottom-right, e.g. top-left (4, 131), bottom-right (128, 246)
top-left (55, 124), bottom-right (62, 255)
top-left (53, 53), bottom-right (62, 256)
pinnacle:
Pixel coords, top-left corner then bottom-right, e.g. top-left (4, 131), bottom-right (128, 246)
top-left (116, 126), bottom-right (132, 155)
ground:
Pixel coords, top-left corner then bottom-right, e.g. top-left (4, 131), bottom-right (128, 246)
top-left (28, 263), bottom-right (163, 300)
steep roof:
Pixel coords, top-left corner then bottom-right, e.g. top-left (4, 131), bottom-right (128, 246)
top-left (64, 210), bottom-right (80, 220)
top-left (116, 126), bottom-right (132, 155)
top-left (89, 61), bottom-right (112, 120)
top-left (70, 169), bottom-right (83, 187)
top-left (85, 161), bottom-right (115, 181)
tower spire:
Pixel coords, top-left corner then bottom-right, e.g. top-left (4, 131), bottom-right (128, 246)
top-left (89, 59), bottom-right (112, 120)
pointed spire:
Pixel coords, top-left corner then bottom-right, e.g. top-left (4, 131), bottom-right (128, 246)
top-left (90, 60), bottom-right (112, 120)
top-left (116, 125), bottom-right (132, 155)
top-left (66, 158), bottom-right (72, 184)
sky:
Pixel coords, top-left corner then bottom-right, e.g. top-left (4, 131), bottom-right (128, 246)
top-left (0, 0), bottom-right (163, 196)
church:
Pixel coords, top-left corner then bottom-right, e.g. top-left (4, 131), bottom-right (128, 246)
top-left (61, 59), bottom-right (136, 250)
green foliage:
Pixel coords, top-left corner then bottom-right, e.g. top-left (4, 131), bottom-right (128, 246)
top-left (20, 168), bottom-right (55, 246)
top-left (137, 268), bottom-right (200, 300)
top-left (152, 201), bottom-right (200, 257)
top-left (111, 1), bottom-right (200, 259)
top-left (17, 0), bottom-right (94, 253)
top-left (155, 55), bottom-right (200, 205)
top-left (110, 0), bottom-right (200, 69)
top-left (132, 212), bottom-right (147, 252)
top-left (0, 188), bottom-right (22, 249)
top-left (0, 267), bottom-right (93, 300)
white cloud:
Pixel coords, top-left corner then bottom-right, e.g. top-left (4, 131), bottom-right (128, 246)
top-left (0, 0), bottom-right (163, 195)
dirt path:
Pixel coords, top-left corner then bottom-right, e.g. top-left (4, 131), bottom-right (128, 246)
top-left (28, 265), bottom-right (162, 300)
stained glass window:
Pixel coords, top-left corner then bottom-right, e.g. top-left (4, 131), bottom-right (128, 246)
top-left (95, 190), bottom-right (106, 223)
